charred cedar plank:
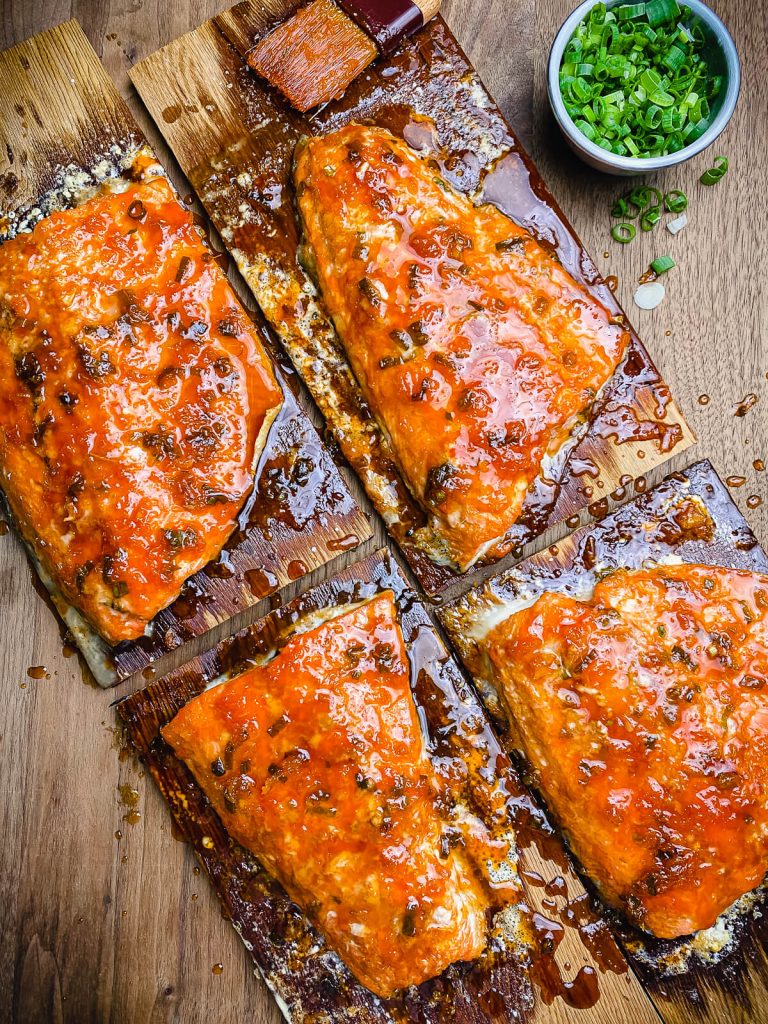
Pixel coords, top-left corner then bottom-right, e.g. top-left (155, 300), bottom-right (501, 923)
top-left (440, 459), bottom-right (768, 1024)
top-left (0, 20), bottom-right (370, 686)
top-left (117, 547), bottom-right (662, 1024)
top-left (129, 3), bottom-right (693, 596)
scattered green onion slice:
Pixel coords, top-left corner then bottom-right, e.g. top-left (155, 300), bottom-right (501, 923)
top-left (611, 196), bottom-right (641, 219)
top-left (612, 222), bottom-right (637, 243)
top-left (640, 205), bottom-right (662, 230)
top-left (629, 185), bottom-right (662, 209)
top-left (700, 155), bottom-right (729, 185)
top-left (650, 254), bottom-right (676, 273)
top-left (610, 184), bottom-right (689, 239)
top-left (663, 188), bottom-right (688, 212)
top-left (559, 1), bottom-right (723, 157)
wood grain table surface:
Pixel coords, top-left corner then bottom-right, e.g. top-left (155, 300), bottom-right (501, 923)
top-left (0, 1), bottom-right (765, 1022)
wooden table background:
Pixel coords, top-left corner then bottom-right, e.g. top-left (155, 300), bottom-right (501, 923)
top-left (0, 1), bottom-right (764, 1021)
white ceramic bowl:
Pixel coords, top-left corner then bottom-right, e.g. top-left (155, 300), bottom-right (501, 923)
top-left (547, 0), bottom-right (741, 175)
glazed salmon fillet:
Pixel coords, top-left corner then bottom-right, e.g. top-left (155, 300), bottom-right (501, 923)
top-left (294, 124), bottom-right (628, 570)
top-left (0, 175), bottom-right (282, 644)
top-left (163, 592), bottom-right (516, 996)
top-left (483, 563), bottom-right (768, 937)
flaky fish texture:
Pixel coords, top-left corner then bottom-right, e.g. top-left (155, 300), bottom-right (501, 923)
top-left (0, 176), bottom-right (282, 643)
top-left (294, 124), bottom-right (628, 570)
top-left (484, 563), bottom-right (768, 937)
top-left (164, 592), bottom-right (517, 996)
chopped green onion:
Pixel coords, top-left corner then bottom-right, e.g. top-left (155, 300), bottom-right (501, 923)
top-left (640, 205), bottom-right (662, 230)
top-left (662, 44), bottom-right (687, 71)
top-left (574, 118), bottom-right (599, 142)
top-left (646, 0), bottom-right (681, 27)
top-left (661, 107), bottom-right (682, 131)
top-left (643, 103), bottom-right (663, 128)
top-left (628, 185), bottom-right (662, 209)
top-left (663, 188), bottom-right (688, 212)
top-left (616, 3), bottom-right (647, 19)
top-left (649, 88), bottom-right (676, 108)
top-left (559, 1), bottom-right (723, 158)
top-left (611, 184), bottom-right (678, 237)
top-left (650, 255), bottom-right (676, 273)
top-left (611, 196), bottom-right (641, 218)
top-left (612, 222), bottom-right (637, 243)
top-left (684, 117), bottom-right (710, 142)
top-left (700, 155), bottom-right (729, 185)
top-left (710, 75), bottom-right (724, 96)
top-left (644, 132), bottom-right (665, 150)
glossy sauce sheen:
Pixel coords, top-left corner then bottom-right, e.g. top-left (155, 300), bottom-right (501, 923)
top-left (484, 564), bottom-right (768, 938)
top-left (163, 592), bottom-right (516, 997)
top-left (0, 176), bottom-right (282, 643)
top-left (294, 125), bottom-right (629, 571)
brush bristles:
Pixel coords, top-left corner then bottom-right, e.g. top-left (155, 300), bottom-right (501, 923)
top-left (248, 0), bottom-right (378, 112)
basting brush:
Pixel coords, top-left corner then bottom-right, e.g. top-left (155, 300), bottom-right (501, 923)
top-left (245, 0), bottom-right (441, 112)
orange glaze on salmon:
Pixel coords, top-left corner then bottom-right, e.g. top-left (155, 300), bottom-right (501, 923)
top-left (163, 592), bottom-right (517, 996)
top-left (294, 125), bottom-right (629, 571)
top-left (0, 175), bottom-right (282, 644)
top-left (483, 564), bottom-right (768, 937)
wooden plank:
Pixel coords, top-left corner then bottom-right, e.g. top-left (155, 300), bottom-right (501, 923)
top-left (0, 20), bottom-right (372, 686)
top-left (0, 1), bottom-right (765, 1023)
top-left (0, 19), bottom-right (142, 221)
top-left (118, 547), bottom-right (662, 1024)
top-left (441, 459), bottom-right (768, 1024)
top-left (129, 2), bottom-right (694, 597)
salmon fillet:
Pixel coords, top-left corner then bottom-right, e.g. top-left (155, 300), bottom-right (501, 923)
top-left (293, 124), bottom-right (628, 570)
top-left (483, 564), bottom-right (768, 937)
top-left (163, 592), bottom-right (516, 996)
top-left (0, 175), bottom-right (282, 644)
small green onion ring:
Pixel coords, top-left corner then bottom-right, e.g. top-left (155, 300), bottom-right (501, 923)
top-left (663, 188), bottom-right (688, 212)
top-left (628, 185), bottom-right (662, 209)
top-left (617, 4), bottom-right (647, 20)
top-left (611, 196), bottom-right (641, 219)
top-left (640, 205), bottom-right (662, 230)
top-left (646, 0), bottom-right (681, 28)
top-left (611, 222), bottom-right (637, 243)
top-left (700, 155), bottom-right (728, 185)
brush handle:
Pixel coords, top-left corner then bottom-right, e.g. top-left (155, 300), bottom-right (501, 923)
top-left (413, 0), bottom-right (441, 22)
top-left (337, 0), bottom-right (441, 54)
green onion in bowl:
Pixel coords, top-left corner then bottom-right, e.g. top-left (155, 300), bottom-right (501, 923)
top-left (558, 1), bottom-right (726, 158)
